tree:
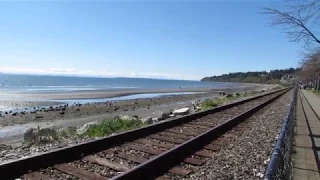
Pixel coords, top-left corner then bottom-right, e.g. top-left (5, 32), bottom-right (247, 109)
top-left (299, 48), bottom-right (320, 79)
top-left (263, 0), bottom-right (320, 49)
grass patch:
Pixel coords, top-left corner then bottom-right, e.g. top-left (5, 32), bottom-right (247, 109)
top-left (200, 99), bottom-right (219, 110)
top-left (85, 117), bottom-right (145, 137)
top-left (199, 93), bottom-right (244, 111)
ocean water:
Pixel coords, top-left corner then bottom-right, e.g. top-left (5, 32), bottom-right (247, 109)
top-left (0, 74), bottom-right (245, 112)
top-left (0, 74), bottom-right (242, 93)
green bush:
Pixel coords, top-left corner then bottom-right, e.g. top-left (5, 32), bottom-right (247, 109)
top-left (200, 99), bottom-right (219, 110)
top-left (85, 117), bottom-right (145, 137)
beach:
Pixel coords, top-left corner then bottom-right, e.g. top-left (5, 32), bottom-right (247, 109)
top-left (0, 83), bottom-right (274, 146)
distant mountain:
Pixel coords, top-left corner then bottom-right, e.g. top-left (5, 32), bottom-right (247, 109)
top-left (201, 68), bottom-right (300, 84)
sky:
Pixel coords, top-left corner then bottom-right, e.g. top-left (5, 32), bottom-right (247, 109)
top-left (0, 1), bottom-right (303, 80)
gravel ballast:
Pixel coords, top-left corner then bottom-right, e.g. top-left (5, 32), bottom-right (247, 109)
top-left (186, 90), bottom-right (293, 180)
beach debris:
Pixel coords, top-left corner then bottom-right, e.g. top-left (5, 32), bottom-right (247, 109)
top-left (141, 117), bottom-right (153, 124)
top-left (0, 144), bottom-right (12, 151)
top-left (173, 107), bottom-right (190, 116)
top-left (120, 115), bottom-right (138, 121)
top-left (4, 153), bottom-right (18, 158)
top-left (77, 121), bottom-right (99, 134)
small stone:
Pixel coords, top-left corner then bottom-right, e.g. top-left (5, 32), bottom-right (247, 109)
top-left (141, 117), bottom-right (153, 124)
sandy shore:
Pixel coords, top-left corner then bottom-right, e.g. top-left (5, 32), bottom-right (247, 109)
top-left (19, 85), bottom-right (262, 100)
top-left (0, 83), bottom-right (274, 146)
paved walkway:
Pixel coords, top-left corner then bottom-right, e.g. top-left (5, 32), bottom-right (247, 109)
top-left (293, 90), bottom-right (320, 180)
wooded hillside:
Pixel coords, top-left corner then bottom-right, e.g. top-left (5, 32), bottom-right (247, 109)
top-left (201, 68), bottom-right (299, 84)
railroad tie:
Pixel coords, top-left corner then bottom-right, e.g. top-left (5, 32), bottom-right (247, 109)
top-left (83, 155), bottom-right (130, 172)
top-left (134, 139), bottom-right (174, 149)
top-left (23, 172), bottom-right (54, 180)
top-left (54, 163), bottom-right (108, 180)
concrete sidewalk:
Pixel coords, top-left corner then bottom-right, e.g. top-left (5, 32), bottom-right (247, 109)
top-left (293, 90), bottom-right (320, 180)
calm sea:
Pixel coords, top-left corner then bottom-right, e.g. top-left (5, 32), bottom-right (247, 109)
top-left (0, 74), bottom-right (242, 93)
top-left (0, 74), bottom-right (245, 111)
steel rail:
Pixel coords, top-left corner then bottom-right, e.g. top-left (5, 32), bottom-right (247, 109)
top-left (0, 88), bottom-right (289, 179)
top-left (112, 88), bottom-right (289, 179)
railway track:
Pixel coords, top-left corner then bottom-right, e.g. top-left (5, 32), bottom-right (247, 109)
top-left (0, 88), bottom-right (290, 180)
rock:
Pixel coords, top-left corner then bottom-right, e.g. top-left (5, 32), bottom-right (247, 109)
top-left (152, 112), bottom-right (170, 121)
top-left (114, 107), bottom-right (119, 111)
top-left (24, 128), bottom-right (38, 142)
top-left (60, 111), bottom-right (65, 115)
top-left (61, 107), bottom-right (66, 111)
top-left (159, 112), bottom-right (169, 120)
top-left (76, 108), bottom-right (80, 111)
top-left (173, 107), bottom-right (190, 116)
top-left (233, 92), bottom-right (240, 97)
top-left (37, 128), bottom-right (58, 139)
top-left (12, 112), bottom-right (17, 116)
top-left (120, 115), bottom-right (138, 121)
top-left (219, 91), bottom-right (226, 95)
top-left (0, 144), bottom-right (12, 150)
top-left (141, 117), bottom-right (153, 124)
top-left (35, 115), bottom-right (43, 119)
top-left (226, 94), bottom-right (233, 97)
top-left (77, 121), bottom-right (99, 134)
top-left (152, 118), bottom-right (160, 123)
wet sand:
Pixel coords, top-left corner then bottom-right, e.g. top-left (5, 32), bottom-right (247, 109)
top-left (19, 86), bottom-right (258, 100)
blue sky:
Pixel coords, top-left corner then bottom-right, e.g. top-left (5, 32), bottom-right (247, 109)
top-left (0, 1), bottom-right (302, 80)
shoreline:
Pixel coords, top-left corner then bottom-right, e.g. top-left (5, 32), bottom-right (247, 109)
top-left (0, 84), bottom-right (268, 113)
top-left (0, 83), bottom-right (275, 146)
top-left (18, 87), bottom-right (244, 100)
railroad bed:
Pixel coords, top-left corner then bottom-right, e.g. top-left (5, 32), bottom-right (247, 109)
top-left (0, 88), bottom-right (290, 180)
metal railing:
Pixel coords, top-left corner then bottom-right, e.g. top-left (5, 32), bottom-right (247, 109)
top-left (264, 87), bottom-right (297, 180)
